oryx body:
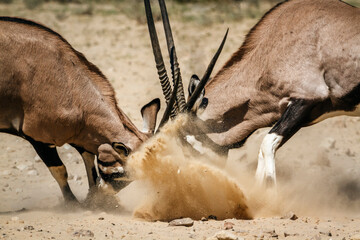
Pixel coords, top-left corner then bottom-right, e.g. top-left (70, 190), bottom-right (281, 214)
top-left (198, 0), bottom-right (360, 184)
top-left (0, 17), bottom-right (159, 202)
top-left (145, 0), bottom-right (360, 186)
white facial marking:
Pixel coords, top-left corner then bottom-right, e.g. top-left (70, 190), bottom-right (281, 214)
top-left (186, 135), bottom-right (206, 154)
top-left (142, 120), bottom-right (150, 134)
top-left (116, 166), bottom-right (124, 174)
top-left (256, 133), bottom-right (283, 186)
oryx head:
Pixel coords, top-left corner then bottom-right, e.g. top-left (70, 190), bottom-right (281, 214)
top-left (95, 98), bottom-right (161, 192)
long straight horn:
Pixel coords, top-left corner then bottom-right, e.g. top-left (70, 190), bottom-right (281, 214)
top-left (144, 0), bottom-right (177, 117)
top-left (185, 28), bottom-right (229, 112)
top-left (158, 0), bottom-right (186, 112)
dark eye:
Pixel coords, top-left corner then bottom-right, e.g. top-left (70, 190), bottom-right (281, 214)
top-left (111, 142), bottom-right (129, 156)
top-left (199, 97), bottom-right (208, 109)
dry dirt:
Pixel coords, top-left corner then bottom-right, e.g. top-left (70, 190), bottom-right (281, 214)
top-left (0, 2), bottom-right (360, 240)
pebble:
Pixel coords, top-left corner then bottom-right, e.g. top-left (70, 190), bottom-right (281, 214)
top-left (284, 232), bottom-right (299, 237)
top-left (319, 231), bottom-right (332, 237)
top-left (73, 229), bottom-right (94, 237)
top-left (24, 225), bottom-right (35, 231)
top-left (27, 170), bottom-right (38, 176)
top-left (281, 212), bottom-right (298, 220)
top-left (11, 217), bottom-right (19, 222)
top-left (169, 218), bottom-right (194, 227)
top-left (201, 217), bottom-right (208, 221)
top-left (208, 230), bottom-right (243, 240)
top-left (224, 221), bottom-right (235, 230)
top-left (16, 164), bottom-right (29, 171)
top-left (263, 229), bottom-right (278, 238)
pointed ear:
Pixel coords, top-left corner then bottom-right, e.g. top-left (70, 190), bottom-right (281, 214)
top-left (188, 74), bottom-right (205, 112)
top-left (111, 142), bottom-right (129, 158)
top-left (188, 74), bottom-right (200, 100)
top-left (141, 98), bottom-right (160, 135)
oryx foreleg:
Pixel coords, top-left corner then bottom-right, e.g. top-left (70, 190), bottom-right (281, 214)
top-left (256, 99), bottom-right (315, 186)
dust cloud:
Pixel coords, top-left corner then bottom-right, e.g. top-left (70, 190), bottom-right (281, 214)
top-left (117, 115), bottom-right (360, 221)
top-left (119, 115), bottom-right (252, 221)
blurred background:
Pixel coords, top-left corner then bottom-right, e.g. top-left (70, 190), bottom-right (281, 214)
top-left (1, 0), bottom-right (359, 24)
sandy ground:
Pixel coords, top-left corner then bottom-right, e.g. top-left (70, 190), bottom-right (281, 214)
top-left (0, 1), bottom-right (360, 239)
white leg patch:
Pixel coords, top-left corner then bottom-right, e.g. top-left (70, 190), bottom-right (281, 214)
top-left (256, 133), bottom-right (283, 186)
top-left (186, 135), bottom-right (206, 155)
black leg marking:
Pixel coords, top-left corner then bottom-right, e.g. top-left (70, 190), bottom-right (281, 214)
top-left (270, 99), bottom-right (315, 147)
top-left (74, 147), bottom-right (97, 189)
top-left (26, 138), bottom-right (77, 202)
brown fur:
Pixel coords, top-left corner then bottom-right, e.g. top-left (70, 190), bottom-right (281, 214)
top-left (199, 0), bottom-right (360, 147)
top-left (0, 17), bottom-right (148, 154)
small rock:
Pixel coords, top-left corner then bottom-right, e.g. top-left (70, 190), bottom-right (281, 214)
top-left (208, 230), bottom-right (242, 240)
top-left (16, 164), bottom-right (29, 171)
top-left (224, 222), bottom-right (235, 230)
top-left (73, 229), bottom-right (94, 237)
top-left (27, 170), bottom-right (38, 176)
top-left (24, 225), bottom-right (34, 231)
top-left (264, 229), bottom-right (278, 238)
top-left (11, 217), bottom-right (19, 222)
top-left (281, 212), bottom-right (298, 220)
top-left (201, 217), bottom-right (208, 221)
top-left (284, 232), bottom-right (299, 237)
top-left (98, 217), bottom-right (104, 220)
top-left (169, 218), bottom-right (194, 227)
top-left (319, 231), bottom-right (332, 237)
